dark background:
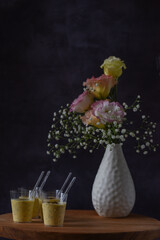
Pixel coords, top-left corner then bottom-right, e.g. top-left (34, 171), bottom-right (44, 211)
top-left (1, 0), bottom-right (160, 234)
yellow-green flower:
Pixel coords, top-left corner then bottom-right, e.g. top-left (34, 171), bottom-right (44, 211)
top-left (100, 56), bottom-right (126, 78)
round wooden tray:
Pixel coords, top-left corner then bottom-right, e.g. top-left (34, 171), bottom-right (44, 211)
top-left (0, 210), bottom-right (160, 240)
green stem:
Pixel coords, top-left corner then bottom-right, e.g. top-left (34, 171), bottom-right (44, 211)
top-left (114, 78), bottom-right (118, 101)
top-left (114, 85), bottom-right (117, 101)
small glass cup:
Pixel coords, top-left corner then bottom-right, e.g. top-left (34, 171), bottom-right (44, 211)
top-left (32, 187), bottom-right (40, 219)
top-left (38, 190), bottom-right (58, 221)
top-left (42, 191), bottom-right (67, 227)
top-left (38, 189), bottom-right (46, 221)
top-left (10, 189), bottom-right (34, 223)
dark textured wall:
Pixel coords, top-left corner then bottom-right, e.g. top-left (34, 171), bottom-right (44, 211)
top-left (1, 0), bottom-right (160, 226)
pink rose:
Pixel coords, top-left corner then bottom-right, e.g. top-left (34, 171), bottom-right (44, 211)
top-left (83, 74), bottom-right (117, 100)
top-left (70, 90), bottom-right (94, 113)
top-left (92, 100), bottom-right (125, 124)
top-left (81, 110), bottom-right (105, 128)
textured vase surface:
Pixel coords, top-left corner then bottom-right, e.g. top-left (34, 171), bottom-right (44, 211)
top-left (92, 144), bottom-right (136, 217)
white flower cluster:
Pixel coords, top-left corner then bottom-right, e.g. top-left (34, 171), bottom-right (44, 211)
top-left (47, 96), bottom-right (158, 162)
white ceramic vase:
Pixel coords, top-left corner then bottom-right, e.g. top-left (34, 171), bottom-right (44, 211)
top-left (92, 144), bottom-right (136, 217)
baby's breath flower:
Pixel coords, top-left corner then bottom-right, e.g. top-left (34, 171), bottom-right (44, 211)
top-left (121, 129), bottom-right (126, 134)
top-left (113, 121), bottom-right (117, 126)
top-left (60, 148), bottom-right (65, 153)
top-left (48, 133), bottom-right (51, 139)
top-left (141, 145), bottom-right (145, 149)
top-left (47, 97), bottom-right (158, 160)
top-left (143, 151), bottom-right (148, 155)
top-left (107, 129), bottom-right (111, 135)
top-left (129, 132), bottom-right (135, 137)
top-left (122, 103), bottom-right (128, 109)
top-left (120, 135), bottom-right (125, 141)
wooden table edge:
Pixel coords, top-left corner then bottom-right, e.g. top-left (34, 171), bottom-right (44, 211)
top-left (0, 210), bottom-right (160, 240)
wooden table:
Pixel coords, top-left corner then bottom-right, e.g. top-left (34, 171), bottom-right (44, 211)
top-left (0, 210), bottom-right (160, 240)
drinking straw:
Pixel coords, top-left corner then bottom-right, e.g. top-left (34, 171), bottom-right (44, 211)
top-left (57, 172), bottom-right (72, 197)
top-left (32, 171), bottom-right (45, 193)
top-left (63, 177), bottom-right (76, 196)
top-left (39, 170), bottom-right (51, 191)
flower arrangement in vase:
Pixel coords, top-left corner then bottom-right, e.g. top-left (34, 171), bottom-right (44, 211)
top-left (47, 56), bottom-right (158, 217)
top-left (47, 56), bottom-right (157, 160)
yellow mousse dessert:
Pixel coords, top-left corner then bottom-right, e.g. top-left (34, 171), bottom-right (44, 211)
top-left (39, 198), bottom-right (43, 220)
top-left (39, 197), bottom-right (59, 221)
top-left (42, 201), bottom-right (66, 226)
top-left (11, 199), bottom-right (34, 223)
top-left (32, 198), bottom-right (40, 218)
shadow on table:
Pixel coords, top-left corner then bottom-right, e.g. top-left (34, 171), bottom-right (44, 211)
top-left (0, 238), bottom-right (11, 240)
top-left (0, 237), bottom-right (160, 240)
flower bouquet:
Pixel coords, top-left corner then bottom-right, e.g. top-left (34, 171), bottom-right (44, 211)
top-left (47, 56), bottom-right (158, 161)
